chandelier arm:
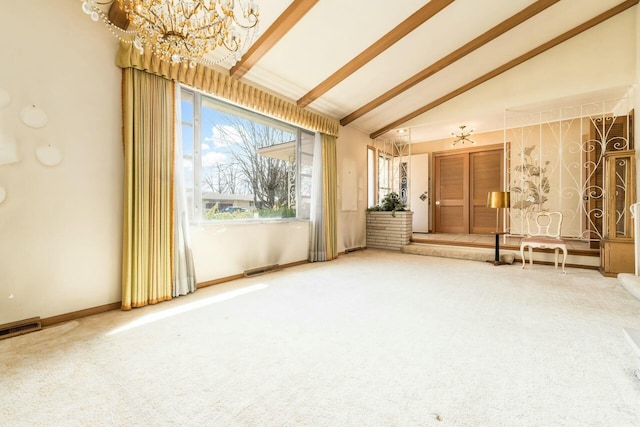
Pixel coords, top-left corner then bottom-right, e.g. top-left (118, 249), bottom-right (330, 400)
top-left (140, 9), bottom-right (170, 37)
top-left (183, 2), bottom-right (202, 22)
top-left (223, 36), bottom-right (240, 53)
top-left (83, 0), bottom-right (259, 66)
top-left (232, 17), bottom-right (260, 30)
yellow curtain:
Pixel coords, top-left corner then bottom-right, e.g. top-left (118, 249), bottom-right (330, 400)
top-left (322, 134), bottom-right (338, 261)
top-left (116, 42), bottom-right (339, 137)
top-left (121, 68), bottom-right (175, 310)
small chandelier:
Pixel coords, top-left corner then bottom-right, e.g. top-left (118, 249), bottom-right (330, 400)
top-left (451, 125), bottom-right (476, 146)
top-left (82, 0), bottom-right (259, 67)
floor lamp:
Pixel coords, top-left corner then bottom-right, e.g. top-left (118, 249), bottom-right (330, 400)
top-left (487, 191), bottom-right (510, 266)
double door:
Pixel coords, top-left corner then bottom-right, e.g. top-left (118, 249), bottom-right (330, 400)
top-left (433, 147), bottom-right (504, 234)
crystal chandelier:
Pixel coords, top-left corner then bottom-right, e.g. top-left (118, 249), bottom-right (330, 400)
top-left (82, 0), bottom-right (259, 67)
top-left (451, 125), bottom-right (476, 146)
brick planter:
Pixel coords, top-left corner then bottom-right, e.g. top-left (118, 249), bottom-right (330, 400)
top-left (366, 211), bottom-right (413, 251)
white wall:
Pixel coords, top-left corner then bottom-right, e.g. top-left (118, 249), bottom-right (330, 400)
top-left (191, 221), bottom-right (310, 281)
top-left (0, 0), bottom-right (123, 324)
top-left (0, 1), bottom-right (316, 321)
top-left (636, 5), bottom-right (640, 206)
top-left (191, 123), bottom-right (371, 282)
top-left (336, 125), bottom-right (369, 253)
top-left (0, 1), bottom-right (372, 324)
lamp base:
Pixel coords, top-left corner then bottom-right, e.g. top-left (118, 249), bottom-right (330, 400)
top-left (490, 232), bottom-right (506, 266)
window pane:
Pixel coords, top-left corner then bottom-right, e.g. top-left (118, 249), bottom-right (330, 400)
top-left (199, 96), bottom-right (297, 221)
top-left (300, 152), bottom-right (313, 176)
top-left (180, 92), bottom-right (195, 222)
top-left (368, 147), bottom-right (375, 207)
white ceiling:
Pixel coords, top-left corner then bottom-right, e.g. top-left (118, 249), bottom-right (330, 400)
top-left (213, 0), bottom-right (636, 142)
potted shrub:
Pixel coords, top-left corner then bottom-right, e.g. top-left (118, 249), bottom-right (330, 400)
top-left (366, 192), bottom-right (413, 250)
top-left (367, 191), bottom-right (407, 216)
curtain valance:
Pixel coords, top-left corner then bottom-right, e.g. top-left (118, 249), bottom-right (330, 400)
top-left (116, 43), bottom-right (340, 137)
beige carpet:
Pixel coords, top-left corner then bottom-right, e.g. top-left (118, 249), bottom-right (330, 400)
top-left (2, 249), bottom-right (640, 426)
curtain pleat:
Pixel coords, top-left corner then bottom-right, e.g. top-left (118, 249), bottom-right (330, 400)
top-left (121, 68), bottom-right (175, 310)
top-left (322, 134), bottom-right (338, 261)
top-left (116, 42), bottom-right (339, 137)
top-left (173, 85), bottom-right (197, 297)
top-left (309, 133), bottom-right (338, 262)
top-left (309, 133), bottom-right (326, 261)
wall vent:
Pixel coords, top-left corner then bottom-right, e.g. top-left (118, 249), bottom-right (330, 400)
top-left (244, 264), bottom-right (281, 278)
top-left (345, 247), bottom-right (365, 254)
top-left (0, 316), bottom-right (42, 340)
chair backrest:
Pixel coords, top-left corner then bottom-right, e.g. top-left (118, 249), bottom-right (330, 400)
top-left (525, 211), bottom-right (563, 239)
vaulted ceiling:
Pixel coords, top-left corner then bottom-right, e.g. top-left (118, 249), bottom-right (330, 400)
top-left (222, 0), bottom-right (638, 142)
top-left (119, 0), bottom-right (640, 142)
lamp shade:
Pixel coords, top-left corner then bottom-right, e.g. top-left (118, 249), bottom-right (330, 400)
top-left (487, 191), bottom-right (510, 209)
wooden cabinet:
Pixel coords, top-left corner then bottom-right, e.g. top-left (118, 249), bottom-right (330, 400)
top-left (600, 150), bottom-right (636, 276)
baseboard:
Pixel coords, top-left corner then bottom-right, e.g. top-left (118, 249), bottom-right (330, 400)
top-left (197, 259), bottom-right (309, 289)
top-left (197, 273), bottom-right (245, 289)
top-left (27, 259), bottom-right (311, 329)
top-left (41, 302), bottom-right (121, 327)
top-left (341, 246), bottom-right (367, 255)
top-left (515, 257), bottom-right (600, 271)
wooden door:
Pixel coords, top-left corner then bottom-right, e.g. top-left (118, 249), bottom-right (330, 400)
top-left (434, 153), bottom-right (469, 233)
top-left (434, 147), bottom-right (503, 234)
top-left (470, 150), bottom-right (503, 234)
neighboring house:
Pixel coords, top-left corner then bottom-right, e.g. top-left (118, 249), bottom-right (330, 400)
top-left (202, 193), bottom-right (255, 212)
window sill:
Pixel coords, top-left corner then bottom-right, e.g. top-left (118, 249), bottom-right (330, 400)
top-left (190, 218), bottom-right (310, 227)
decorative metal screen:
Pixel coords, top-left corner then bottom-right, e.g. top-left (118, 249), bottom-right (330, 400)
top-left (371, 132), bottom-right (411, 207)
top-left (505, 90), bottom-right (634, 240)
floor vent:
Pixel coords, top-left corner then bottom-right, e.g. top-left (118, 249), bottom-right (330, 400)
top-left (244, 264), bottom-right (281, 278)
top-left (345, 247), bottom-right (365, 254)
top-left (0, 317), bottom-right (42, 340)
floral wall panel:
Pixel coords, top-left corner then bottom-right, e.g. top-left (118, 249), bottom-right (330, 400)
top-left (505, 89), bottom-right (633, 239)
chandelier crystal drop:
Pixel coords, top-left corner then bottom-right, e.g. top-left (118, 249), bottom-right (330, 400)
top-left (82, 0), bottom-right (259, 67)
top-left (451, 125), bottom-right (476, 146)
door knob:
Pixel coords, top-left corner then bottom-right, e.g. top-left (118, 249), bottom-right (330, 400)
top-left (435, 200), bottom-right (440, 206)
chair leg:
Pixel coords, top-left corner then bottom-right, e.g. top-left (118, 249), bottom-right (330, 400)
top-left (554, 248), bottom-right (559, 269)
top-left (561, 247), bottom-right (567, 274)
top-left (528, 247), bottom-right (533, 267)
top-left (521, 246), bottom-right (526, 269)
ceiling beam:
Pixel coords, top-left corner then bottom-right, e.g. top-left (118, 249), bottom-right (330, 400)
top-left (296, 0), bottom-right (455, 109)
top-left (230, 0), bottom-right (319, 79)
top-left (342, 0), bottom-right (560, 127)
top-left (369, 0), bottom-right (640, 140)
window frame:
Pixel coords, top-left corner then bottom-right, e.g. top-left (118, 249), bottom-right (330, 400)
top-left (180, 87), bottom-right (314, 224)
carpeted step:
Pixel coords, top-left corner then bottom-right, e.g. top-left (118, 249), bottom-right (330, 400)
top-left (618, 273), bottom-right (640, 301)
top-left (622, 327), bottom-right (640, 378)
top-left (403, 243), bottom-right (516, 264)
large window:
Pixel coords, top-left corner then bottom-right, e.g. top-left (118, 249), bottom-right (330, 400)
top-left (180, 88), bottom-right (314, 222)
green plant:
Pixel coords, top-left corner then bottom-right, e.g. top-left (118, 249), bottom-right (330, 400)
top-left (368, 192), bottom-right (407, 216)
